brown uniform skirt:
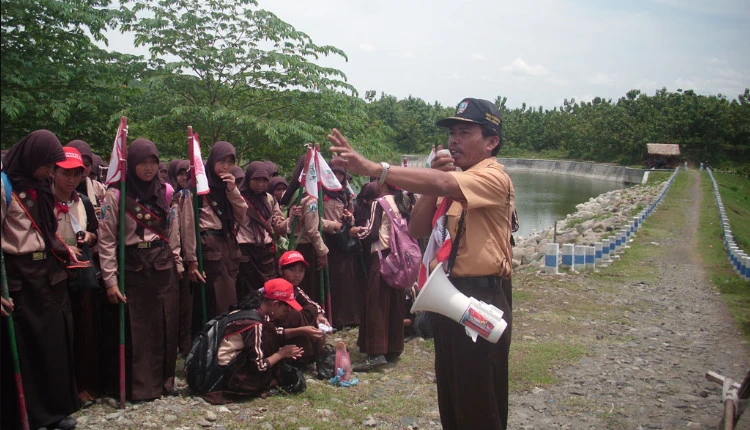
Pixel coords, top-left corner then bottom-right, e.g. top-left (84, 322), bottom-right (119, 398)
top-left (193, 233), bottom-right (240, 333)
top-left (357, 251), bottom-right (405, 358)
top-left (122, 244), bottom-right (179, 400)
top-left (1, 253), bottom-right (79, 429)
top-left (323, 241), bottom-right (362, 328)
top-left (236, 243), bottom-right (277, 301)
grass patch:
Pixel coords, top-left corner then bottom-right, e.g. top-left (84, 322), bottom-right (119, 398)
top-left (699, 171), bottom-right (750, 340)
top-left (710, 171), bottom-right (750, 250)
top-left (509, 341), bottom-right (586, 391)
top-left (645, 171), bottom-right (672, 185)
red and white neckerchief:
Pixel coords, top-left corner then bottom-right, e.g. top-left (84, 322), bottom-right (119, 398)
top-left (416, 197), bottom-right (455, 291)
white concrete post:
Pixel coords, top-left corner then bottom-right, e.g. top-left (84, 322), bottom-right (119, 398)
top-left (544, 243), bottom-right (559, 275)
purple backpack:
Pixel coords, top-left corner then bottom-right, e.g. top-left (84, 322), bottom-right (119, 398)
top-left (376, 197), bottom-right (421, 289)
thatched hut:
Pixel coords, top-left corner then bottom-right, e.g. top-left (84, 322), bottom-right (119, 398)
top-left (646, 143), bottom-right (680, 168)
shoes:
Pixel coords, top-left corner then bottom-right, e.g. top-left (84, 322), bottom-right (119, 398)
top-left (352, 354), bottom-right (387, 372)
top-left (54, 416), bottom-right (77, 429)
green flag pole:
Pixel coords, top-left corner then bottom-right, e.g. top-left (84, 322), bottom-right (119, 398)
top-left (1, 249), bottom-right (30, 430)
top-left (117, 117), bottom-right (128, 409)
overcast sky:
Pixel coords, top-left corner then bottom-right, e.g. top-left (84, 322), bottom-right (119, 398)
top-left (105, 0), bottom-right (750, 110)
top-left (257, 0), bottom-right (750, 109)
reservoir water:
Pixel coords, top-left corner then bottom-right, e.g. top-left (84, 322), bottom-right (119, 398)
top-left (508, 171), bottom-right (627, 238)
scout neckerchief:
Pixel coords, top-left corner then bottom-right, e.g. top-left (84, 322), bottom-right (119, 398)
top-left (416, 198), bottom-right (466, 291)
top-left (11, 190), bottom-right (82, 265)
top-left (124, 196), bottom-right (169, 241)
top-left (241, 194), bottom-right (277, 249)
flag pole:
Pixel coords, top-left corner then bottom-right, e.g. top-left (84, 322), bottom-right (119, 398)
top-left (287, 188), bottom-right (304, 251)
top-left (1, 250), bottom-right (30, 430)
top-left (188, 127), bottom-right (207, 325)
top-left (314, 145), bottom-right (333, 320)
top-left (117, 116), bottom-right (128, 409)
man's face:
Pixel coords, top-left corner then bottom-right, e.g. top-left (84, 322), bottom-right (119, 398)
top-left (447, 123), bottom-right (498, 170)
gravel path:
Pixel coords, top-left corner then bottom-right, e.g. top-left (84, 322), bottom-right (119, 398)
top-left (509, 170), bottom-right (750, 429)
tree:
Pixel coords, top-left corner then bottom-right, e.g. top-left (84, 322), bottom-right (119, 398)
top-left (1, 0), bottom-right (146, 147)
top-left (117, 0), bottom-right (357, 162)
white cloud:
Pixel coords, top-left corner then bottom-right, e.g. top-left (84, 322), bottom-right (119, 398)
top-left (359, 43), bottom-right (374, 52)
top-left (472, 53), bottom-right (486, 61)
top-left (400, 51), bottom-right (413, 59)
top-left (503, 58), bottom-right (550, 77)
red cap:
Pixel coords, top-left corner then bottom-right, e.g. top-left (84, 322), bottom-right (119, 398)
top-left (263, 278), bottom-right (302, 311)
top-left (57, 147), bottom-right (89, 174)
top-left (278, 250), bottom-right (309, 269)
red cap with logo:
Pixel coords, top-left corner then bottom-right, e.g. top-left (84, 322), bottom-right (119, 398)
top-left (278, 250), bottom-right (309, 269)
top-left (262, 278), bottom-right (302, 311)
top-left (57, 147), bottom-right (89, 174)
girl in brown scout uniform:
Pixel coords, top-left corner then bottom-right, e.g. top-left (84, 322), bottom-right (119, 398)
top-left (321, 156), bottom-right (361, 329)
top-left (1, 130), bottom-right (79, 430)
top-left (98, 138), bottom-right (183, 401)
top-left (350, 182), bottom-right (414, 371)
top-left (202, 279), bottom-right (304, 404)
top-left (53, 147), bottom-right (102, 405)
top-left (184, 141), bottom-right (247, 329)
top-left (268, 176), bottom-right (288, 204)
top-left (236, 161), bottom-right (293, 300)
top-left (166, 159), bottom-right (195, 356)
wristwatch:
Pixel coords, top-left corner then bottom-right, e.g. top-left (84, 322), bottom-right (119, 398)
top-left (377, 162), bottom-right (390, 185)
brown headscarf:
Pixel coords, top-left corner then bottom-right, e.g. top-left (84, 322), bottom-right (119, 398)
top-left (91, 154), bottom-right (105, 181)
top-left (125, 138), bottom-right (168, 214)
top-left (354, 181), bottom-right (379, 227)
top-left (167, 159), bottom-right (189, 191)
top-left (263, 161), bottom-right (279, 177)
top-left (241, 161), bottom-right (272, 220)
top-left (279, 154), bottom-right (306, 206)
top-left (324, 156), bottom-right (349, 204)
top-left (2, 129), bottom-right (66, 254)
top-left (205, 141), bottom-right (237, 236)
top-left (267, 176), bottom-right (288, 196)
top-left (231, 166), bottom-right (245, 188)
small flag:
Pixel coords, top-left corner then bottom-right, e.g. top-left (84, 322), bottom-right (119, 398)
top-left (187, 127), bottom-right (209, 195)
top-left (299, 145), bottom-right (343, 198)
top-left (316, 151), bottom-right (342, 192)
top-left (105, 117), bottom-right (128, 185)
top-left (425, 147), bottom-right (436, 168)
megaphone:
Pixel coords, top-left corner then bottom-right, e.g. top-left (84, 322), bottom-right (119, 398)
top-left (411, 266), bottom-right (507, 343)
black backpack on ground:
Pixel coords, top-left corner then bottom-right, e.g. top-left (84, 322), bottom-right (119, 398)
top-left (184, 309), bottom-right (263, 394)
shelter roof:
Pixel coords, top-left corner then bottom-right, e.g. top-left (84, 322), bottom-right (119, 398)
top-left (647, 143), bottom-right (680, 156)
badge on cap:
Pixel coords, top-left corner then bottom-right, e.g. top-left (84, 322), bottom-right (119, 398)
top-left (456, 100), bottom-right (469, 114)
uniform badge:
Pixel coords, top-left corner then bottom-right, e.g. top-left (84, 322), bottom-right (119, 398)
top-left (137, 213), bottom-right (143, 219)
top-left (307, 203), bottom-right (318, 214)
top-left (456, 100), bottom-right (469, 114)
top-left (145, 214), bottom-right (152, 221)
top-left (18, 191), bottom-right (27, 199)
top-left (26, 200), bottom-right (34, 207)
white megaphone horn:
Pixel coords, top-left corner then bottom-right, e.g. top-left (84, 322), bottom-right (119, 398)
top-left (411, 265), bottom-right (507, 343)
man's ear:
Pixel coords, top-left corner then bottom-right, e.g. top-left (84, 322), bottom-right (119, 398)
top-left (486, 135), bottom-right (500, 154)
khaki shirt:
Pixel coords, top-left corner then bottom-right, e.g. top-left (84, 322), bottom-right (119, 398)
top-left (237, 193), bottom-right (290, 246)
top-left (294, 195), bottom-right (328, 257)
top-left (98, 188), bottom-right (183, 288)
top-left (1, 179), bottom-right (46, 254)
top-left (174, 189), bottom-right (198, 263)
top-left (84, 177), bottom-right (107, 207)
top-left (197, 187), bottom-right (248, 232)
top-left (321, 195), bottom-right (352, 234)
top-left (445, 158), bottom-right (515, 278)
top-left (54, 192), bottom-right (88, 246)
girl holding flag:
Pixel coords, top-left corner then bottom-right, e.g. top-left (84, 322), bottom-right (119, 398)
top-left (98, 138), bottom-right (182, 401)
top-left (184, 141), bottom-right (247, 328)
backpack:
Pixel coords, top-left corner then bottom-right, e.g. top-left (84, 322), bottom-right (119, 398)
top-left (184, 308), bottom-right (263, 394)
top-left (376, 197), bottom-right (421, 289)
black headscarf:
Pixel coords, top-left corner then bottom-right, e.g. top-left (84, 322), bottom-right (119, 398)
top-left (3, 129), bottom-right (66, 252)
top-left (167, 159), bottom-right (189, 191)
top-left (241, 161), bottom-right (272, 220)
top-left (205, 141), bottom-right (237, 236)
top-left (354, 181), bottom-right (379, 227)
top-left (125, 138), bottom-right (168, 214)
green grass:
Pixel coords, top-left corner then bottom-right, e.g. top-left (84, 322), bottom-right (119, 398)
top-left (699, 171), bottom-right (750, 339)
top-left (644, 170), bottom-right (672, 185)
top-left (509, 341), bottom-right (586, 391)
top-left (710, 171), bottom-right (750, 250)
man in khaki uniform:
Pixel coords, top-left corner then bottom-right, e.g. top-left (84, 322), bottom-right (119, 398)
top-left (329, 97), bottom-right (514, 430)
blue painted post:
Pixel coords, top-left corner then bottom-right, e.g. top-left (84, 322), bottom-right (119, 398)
top-left (595, 242), bottom-right (603, 265)
top-left (743, 256), bottom-right (749, 279)
top-left (608, 237), bottom-right (616, 258)
top-left (561, 244), bottom-right (574, 270)
top-left (601, 239), bottom-right (611, 264)
top-left (585, 246), bottom-right (595, 271)
top-left (574, 246), bottom-right (586, 272)
top-left (545, 243), bottom-right (559, 275)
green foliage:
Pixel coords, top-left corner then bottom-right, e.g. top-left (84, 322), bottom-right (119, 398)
top-left (1, 0), bottom-right (147, 148)
top-left (711, 172), bottom-right (750, 250)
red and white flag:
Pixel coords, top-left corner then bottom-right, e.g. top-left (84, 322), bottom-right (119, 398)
top-left (299, 145), bottom-right (342, 198)
top-left (104, 117), bottom-right (128, 185)
top-left (187, 127), bottom-right (209, 195)
top-left (416, 198), bottom-right (454, 291)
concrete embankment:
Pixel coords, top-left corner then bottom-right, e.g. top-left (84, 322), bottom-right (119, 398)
top-left (402, 156), bottom-right (650, 184)
top-left (498, 158), bottom-right (647, 184)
